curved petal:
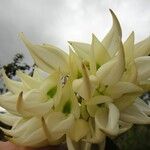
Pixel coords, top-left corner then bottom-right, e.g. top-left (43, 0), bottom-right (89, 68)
top-left (19, 33), bottom-right (69, 73)
top-left (105, 82), bottom-right (143, 99)
top-left (134, 98), bottom-right (150, 115)
top-left (120, 104), bottom-right (150, 124)
top-left (92, 34), bottom-right (110, 66)
top-left (102, 9), bottom-right (122, 57)
top-left (72, 75), bottom-right (98, 100)
top-left (68, 119), bottom-right (89, 142)
top-left (114, 93), bottom-right (141, 111)
top-left (121, 32), bottom-right (137, 82)
top-left (16, 71), bottom-right (42, 89)
top-left (135, 56), bottom-right (150, 81)
top-left (68, 41), bottom-right (90, 61)
top-left (134, 36), bottom-right (150, 58)
top-left (95, 103), bottom-right (119, 135)
top-left (118, 120), bottom-right (133, 134)
top-left (2, 70), bottom-right (28, 94)
top-left (96, 40), bottom-right (125, 86)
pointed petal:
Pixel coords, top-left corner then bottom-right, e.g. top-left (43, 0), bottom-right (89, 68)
top-left (86, 95), bottom-right (112, 105)
top-left (102, 9), bottom-right (122, 57)
top-left (134, 36), bottom-right (150, 57)
top-left (123, 32), bottom-right (135, 64)
top-left (16, 70), bottom-right (41, 89)
top-left (135, 56), bottom-right (150, 81)
top-left (106, 82), bottom-right (143, 99)
top-left (118, 120), bottom-right (133, 134)
top-left (16, 91), bottom-right (53, 117)
top-left (0, 113), bottom-right (20, 126)
top-left (0, 94), bottom-right (19, 115)
top-left (114, 93), bottom-right (141, 111)
top-left (68, 119), bottom-right (89, 142)
top-left (96, 40), bottom-right (125, 86)
top-left (72, 75), bottom-right (98, 100)
top-left (92, 34), bottom-right (110, 66)
top-left (19, 33), bottom-right (69, 73)
top-left (68, 41), bottom-right (90, 61)
top-left (134, 98), bottom-right (150, 115)
top-left (32, 67), bottom-right (44, 81)
top-left (95, 103), bottom-right (119, 135)
top-left (2, 70), bottom-right (27, 94)
top-left (120, 104), bottom-right (150, 124)
top-left (69, 48), bottom-right (82, 79)
top-left (45, 112), bottom-right (74, 140)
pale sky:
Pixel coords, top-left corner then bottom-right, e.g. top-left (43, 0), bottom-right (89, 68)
top-left (0, 0), bottom-right (150, 65)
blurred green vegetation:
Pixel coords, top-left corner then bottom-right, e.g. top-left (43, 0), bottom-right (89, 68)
top-left (115, 125), bottom-right (150, 150)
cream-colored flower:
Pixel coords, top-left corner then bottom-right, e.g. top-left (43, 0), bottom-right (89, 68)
top-left (0, 9), bottom-right (150, 150)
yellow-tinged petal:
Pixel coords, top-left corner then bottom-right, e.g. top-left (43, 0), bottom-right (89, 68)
top-left (32, 66), bottom-right (44, 81)
top-left (118, 121), bottom-right (133, 134)
top-left (123, 32), bottom-right (135, 64)
top-left (95, 103), bottom-right (120, 135)
top-left (92, 34), bottom-right (110, 67)
top-left (120, 104), bottom-right (150, 124)
top-left (86, 95), bottom-right (112, 105)
top-left (2, 69), bottom-right (28, 94)
top-left (66, 135), bottom-right (78, 150)
top-left (11, 117), bottom-right (41, 137)
top-left (0, 113), bottom-right (20, 126)
top-left (84, 118), bottom-right (106, 144)
top-left (16, 70), bottom-right (42, 89)
top-left (72, 75), bottom-right (98, 101)
top-left (44, 112), bottom-right (74, 141)
top-left (134, 98), bottom-right (150, 115)
top-left (121, 32), bottom-right (137, 82)
top-left (11, 128), bottom-right (48, 147)
top-left (96, 40), bottom-right (125, 86)
top-left (139, 79), bottom-right (150, 90)
top-left (134, 36), bottom-right (150, 58)
top-left (68, 119), bottom-right (89, 142)
top-left (102, 9), bottom-right (122, 57)
top-left (69, 48), bottom-right (82, 80)
top-left (114, 93), bottom-right (141, 111)
top-left (0, 94), bottom-right (19, 115)
top-left (68, 41), bottom-right (90, 61)
top-left (105, 82), bottom-right (143, 99)
top-left (19, 33), bottom-right (69, 73)
top-left (16, 91), bottom-right (53, 117)
top-left (135, 56), bottom-right (150, 81)
top-left (87, 105), bottom-right (99, 117)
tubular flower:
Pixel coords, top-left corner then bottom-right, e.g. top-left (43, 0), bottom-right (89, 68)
top-left (0, 9), bottom-right (150, 150)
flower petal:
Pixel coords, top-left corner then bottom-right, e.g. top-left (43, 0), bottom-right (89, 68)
top-left (68, 119), bottom-right (89, 142)
top-left (68, 41), bottom-right (90, 61)
top-left (102, 9), bottom-right (122, 57)
top-left (135, 56), bottom-right (150, 81)
top-left (120, 104), bottom-right (150, 124)
top-left (92, 34), bottom-right (110, 66)
top-left (105, 82), bottom-right (143, 99)
top-left (134, 36), bottom-right (150, 58)
top-left (96, 41), bottom-right (125, 86)
top-left (20, 33), bottom-right (69, 73)
top-left (95, 103), bottom-right (119, 135)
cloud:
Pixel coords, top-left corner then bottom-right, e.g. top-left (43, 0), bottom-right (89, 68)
top-left (0, 0), bottom-right (149, 65)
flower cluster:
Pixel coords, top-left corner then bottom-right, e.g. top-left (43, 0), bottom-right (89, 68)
top-left (0, 10), bottom-right (150, 149)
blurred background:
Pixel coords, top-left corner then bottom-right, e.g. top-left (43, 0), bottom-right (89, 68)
top-left (0, 0), bottom-right (150, 149)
